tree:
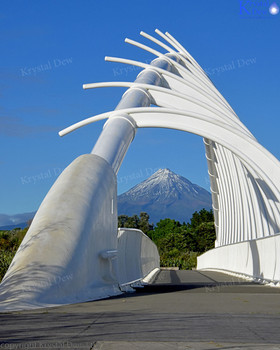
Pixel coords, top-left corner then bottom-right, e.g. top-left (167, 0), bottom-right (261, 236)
top-left (117, 209), bottom-right (216, 270)
top-left (149, 218), bottom-right (180, 245)
top-left (189, 208), bottom-right (214, 229)
top-left (124, 214), bottom-right (140, 229)
top-left (139, 212), bottom-right (152, 234)
top-left (194, 222), bottom-right (216, 252)
top-left (118, 212), bottom-right (153, 234)
top-left (118, 215), bottom-right (129, 228)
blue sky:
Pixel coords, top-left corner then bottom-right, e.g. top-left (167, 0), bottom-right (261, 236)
top-left (1, 0), bottom-right (280, 215)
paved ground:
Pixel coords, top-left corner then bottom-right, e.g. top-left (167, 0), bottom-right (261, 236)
top-left (1, 270), bottom-right (280, 349)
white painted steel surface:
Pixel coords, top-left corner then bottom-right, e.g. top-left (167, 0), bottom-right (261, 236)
top-left (60, 29), bottom-right (280, 281)
top-left (0, 154), bottom-right (121, 311)
top-left (62, 29), bottom-right (280, 249)
top-left (0, 156), bottom-right (160, 311)
top-left (197, 234), bottom-right (280, 284)
top-left (117, 228), bottom-right (160, 289)
top-left (1, 29), bottom-right (280, 311)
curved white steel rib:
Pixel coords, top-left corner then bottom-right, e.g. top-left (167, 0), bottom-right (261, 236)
top-left (59, 113), bottom-right (109, 137)
top-left (110, 31), bottom-right (248, 242)
top-left (105, 56), bottom-right (237, 116)
top-left (125, 38), bottom-right (164, 59)
top-left (140, 30), bottom-right (177, 54)
top-left (141, 30), bottom-right (210, 84)
top-left (128, 32), bottom-right (240, 118)
top-left (66, 29), bottom-right (280, 247)
top-left (59, 105), bottom-right (249, 138)
top-left (154, 29), bottom-right (266, 245)
top-left (4, 29), bottom-right (280, 313)
top-left (60, 105), bottom-right (280, 183)
top-left (125, 37), bottom-right (231, 110)
top-left (82, 81), bottom-right (253, 136)
top-left (128, 109), bottom-right (280, 185)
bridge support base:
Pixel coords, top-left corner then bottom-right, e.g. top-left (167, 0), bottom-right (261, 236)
top-left (197, 234), bottom-right (280, 285)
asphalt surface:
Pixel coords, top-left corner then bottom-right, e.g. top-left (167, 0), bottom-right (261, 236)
top-left (1, 270), bottom-right (280, 349)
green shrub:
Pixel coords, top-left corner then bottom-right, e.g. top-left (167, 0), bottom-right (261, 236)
top-left (0, 228), bottom-right (28, 281)
top-left (0, 249), bottom-right (15, 281)
top-left (160, 250), bottom-right (200, 270)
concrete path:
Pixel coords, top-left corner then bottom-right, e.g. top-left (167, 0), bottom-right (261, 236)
top-left (1, 270), bottom-right (280, 349)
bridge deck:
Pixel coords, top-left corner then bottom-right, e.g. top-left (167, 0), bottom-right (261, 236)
top-left (1, 270), bottom-right (280, 349)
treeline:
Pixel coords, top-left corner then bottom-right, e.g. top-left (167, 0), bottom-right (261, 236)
top-left (0, 227), bottom-right (28, 280)
top-left (118, 209), bottom-right (215, 269)
top-left (0, 209), bottom-right (215, 281)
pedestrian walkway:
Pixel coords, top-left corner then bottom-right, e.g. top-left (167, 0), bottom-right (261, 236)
top-left (1, 270), bottom-right (280, 349)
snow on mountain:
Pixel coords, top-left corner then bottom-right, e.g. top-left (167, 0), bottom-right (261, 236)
top-left (0, 169), bottom-right (212, 229)
top-left (117, 168), bottom-right (212, 224)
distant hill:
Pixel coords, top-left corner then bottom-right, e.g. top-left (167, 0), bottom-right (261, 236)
top-left (0, 169), bottom-right (212, 229)
top-left (0, 212), bottom-right (35, 230)
top-left (117, 168), bottom-right (212, 224)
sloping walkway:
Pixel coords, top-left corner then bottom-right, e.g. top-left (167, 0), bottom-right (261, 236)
top-left (1, 270), bottom-right (280, 349)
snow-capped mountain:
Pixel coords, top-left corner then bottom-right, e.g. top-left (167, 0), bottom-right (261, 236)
top-left (0, 169), bottom-right (212, 229)
top-left (117, 168), bottom-right (212, 224)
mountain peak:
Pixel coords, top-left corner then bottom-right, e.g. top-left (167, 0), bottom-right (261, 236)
top-left (118, 168), bottom-right (212, 223)
top-left (154, 168), bottom-right (173, 175)
top-left (147, 168), bottom-right (180, 182)
top-left (152, 168), bottom-right (174, 178)
top-left (119, 168), bottom-right (198, 200)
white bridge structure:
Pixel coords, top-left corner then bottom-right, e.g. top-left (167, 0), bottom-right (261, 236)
top-left (1, 30), bottom-right (280, 311)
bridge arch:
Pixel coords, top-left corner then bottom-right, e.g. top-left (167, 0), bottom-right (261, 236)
top-left (1, 29), bottom-right (280, 311)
